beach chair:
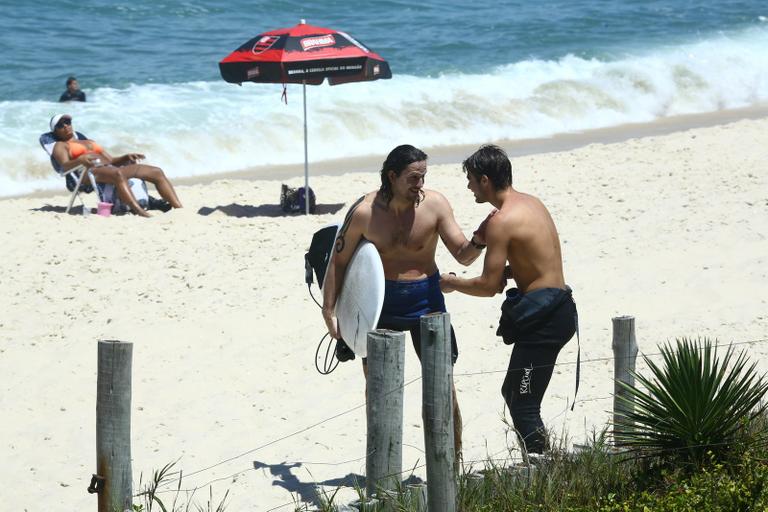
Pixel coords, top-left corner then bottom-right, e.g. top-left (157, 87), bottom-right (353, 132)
top-left (39, 131), bottom-right (149, 214)
top-left (40, 130), bottom-right (101, 213)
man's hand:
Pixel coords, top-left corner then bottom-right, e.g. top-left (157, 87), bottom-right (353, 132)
top-left (473, 208), bottom-right (499, 245)
top-left (440, 272), bottom-right (457, 293)
top-left (322, 308), bottom-right (340, 339)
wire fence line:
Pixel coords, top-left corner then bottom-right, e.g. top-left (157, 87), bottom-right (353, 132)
top-left (173, 450), bottom-right (521, 512)
top-left (155, 393), bottom-right (567, 496)
top-left (174, 437), bottom-right (581, 512)
top-left (154, 336), bottom-right (768, 494)
top-left (152, 382), bottom-right (605, 501)
top-left (158, 376), bottom-right (422, 489)
top-left (152, 381), bottom-right (768, 511)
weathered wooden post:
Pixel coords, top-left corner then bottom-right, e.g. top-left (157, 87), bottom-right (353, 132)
top-left (96, 340), bottom-right (133, 512)
top-left (420, 312), bottom-right (456, 512)
top-left (366, 329), bottom-right (406, 498)
top-left (405, 483), bottom-right (428, 511)
top-left (612, 316), bottom-right (638, 442)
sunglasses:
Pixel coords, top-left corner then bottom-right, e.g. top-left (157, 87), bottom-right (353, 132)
top-left (55, 118), bottom-right (72, 129)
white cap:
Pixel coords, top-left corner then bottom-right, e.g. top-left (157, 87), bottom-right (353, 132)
top-left (49, 114), bottom-right (71, 132)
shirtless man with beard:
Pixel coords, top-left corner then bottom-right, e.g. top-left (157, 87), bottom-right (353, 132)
top-left (322, 144), bottom-right (492, 459)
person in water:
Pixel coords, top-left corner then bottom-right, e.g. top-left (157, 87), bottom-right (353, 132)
top-left (439, 144), bottom-right (577, 454)
top-left (59, 76), bottom-right (86, 102)
top-left (322, 144), bottom-right (494, 461)
top-left (49, 114), bottom-right (182, 217)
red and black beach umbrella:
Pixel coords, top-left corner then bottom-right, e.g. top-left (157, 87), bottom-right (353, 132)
top-left (219, 20), bottom-right (392, 213)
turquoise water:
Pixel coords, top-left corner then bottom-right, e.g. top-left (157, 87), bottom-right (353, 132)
top-left (1, 0), bottom-right (767, 195)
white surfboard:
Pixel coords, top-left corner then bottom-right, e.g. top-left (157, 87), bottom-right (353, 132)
top-left (335, 239), bottom-right (385, 359)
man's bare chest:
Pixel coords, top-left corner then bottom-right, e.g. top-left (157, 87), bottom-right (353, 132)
top-left (366, 216), bottom-right (437, 253)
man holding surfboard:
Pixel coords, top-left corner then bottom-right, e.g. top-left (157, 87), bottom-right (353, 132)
top-left (322, 144), bottom-right (492, 460)
top-left (439, 144), bottom-right (577, 455)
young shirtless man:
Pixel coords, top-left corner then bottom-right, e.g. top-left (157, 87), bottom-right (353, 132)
top-left (440, 144), bottom-right (577, 454)
top-left (322, 144), bottom-right (491, 459)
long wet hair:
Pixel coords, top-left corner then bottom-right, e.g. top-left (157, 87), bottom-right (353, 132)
top-left (378, 144), bottom-right (428, 206)
top-left (462, 144), bottom-right (513, 189)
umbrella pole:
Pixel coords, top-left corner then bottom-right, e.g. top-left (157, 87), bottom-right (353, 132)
top-left (303, 80), bottom-right (309, 215)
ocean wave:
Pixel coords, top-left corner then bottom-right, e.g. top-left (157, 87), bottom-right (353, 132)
top-left (2, 26), bottom-right (767, 197)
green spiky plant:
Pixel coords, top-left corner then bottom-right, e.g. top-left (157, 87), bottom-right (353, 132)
top-left (614, 337), bottom-right (768, 467)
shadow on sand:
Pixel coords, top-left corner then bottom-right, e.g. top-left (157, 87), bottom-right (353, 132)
top-left (31, 203), bottom-right (347, 218)
top-left (252, 459), bottom-right (424, 507)
top-left (31, 204), bottom-right (86, 214)
top-left (197, 203), bottom-right (345, 218)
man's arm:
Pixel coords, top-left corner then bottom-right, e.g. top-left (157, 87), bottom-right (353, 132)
top-left (434, 192), bottom-right (485, 266)
top-left (322, 197), bottom-right (367, 338)
top-left (440, 216), bottom-right (508, 297)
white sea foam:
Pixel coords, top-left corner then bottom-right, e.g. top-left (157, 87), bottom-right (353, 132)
top-left (2, 26), bottom-right (767, 197)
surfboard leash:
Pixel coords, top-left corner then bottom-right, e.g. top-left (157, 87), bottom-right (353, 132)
top-left (306, 256), bottom-right (340, 374)
top-left (307, 283), bottom-right (323, 309)
top-left (315, 332), bottom-right (341, 375)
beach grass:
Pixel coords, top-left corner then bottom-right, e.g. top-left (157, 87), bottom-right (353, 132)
top-left (133, 461), bottom-right (229, 512)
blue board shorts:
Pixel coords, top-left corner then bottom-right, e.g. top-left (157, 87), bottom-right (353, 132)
top-left (372, 272), bottom-right (459, 364)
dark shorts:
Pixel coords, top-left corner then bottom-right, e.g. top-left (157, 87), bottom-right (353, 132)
top-left (497, 287), bottom-right (577, 345)
top-left (368, 273), bottom-right (459, 364)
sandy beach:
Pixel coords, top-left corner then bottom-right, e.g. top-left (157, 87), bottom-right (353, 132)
top-left (1, 115), bottom-right (767, 511)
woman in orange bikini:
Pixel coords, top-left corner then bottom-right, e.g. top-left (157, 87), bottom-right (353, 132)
top-left (50, 114), bottom-right (183, 217)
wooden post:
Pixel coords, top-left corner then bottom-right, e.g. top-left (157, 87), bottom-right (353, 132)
top-left (350, 497), bottom-right (381, 511)
top-left (405, 483), bottom-right (428, 511)
top-left (96, 340), bottom-right (133, 512)
top-left (366, 329), bottom-right (405, 497)
top-left (612, 316), bottom-right (638, 442)
top-left (420, 313), bottom-right (456, 512)
top-left (379, 489), bottom-right (399, 512)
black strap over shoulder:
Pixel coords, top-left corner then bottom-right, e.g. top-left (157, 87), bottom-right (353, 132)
top-left (334, 195), bottom-right (365, 253)
top-left (304, 195), bottom-right (365, 290)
